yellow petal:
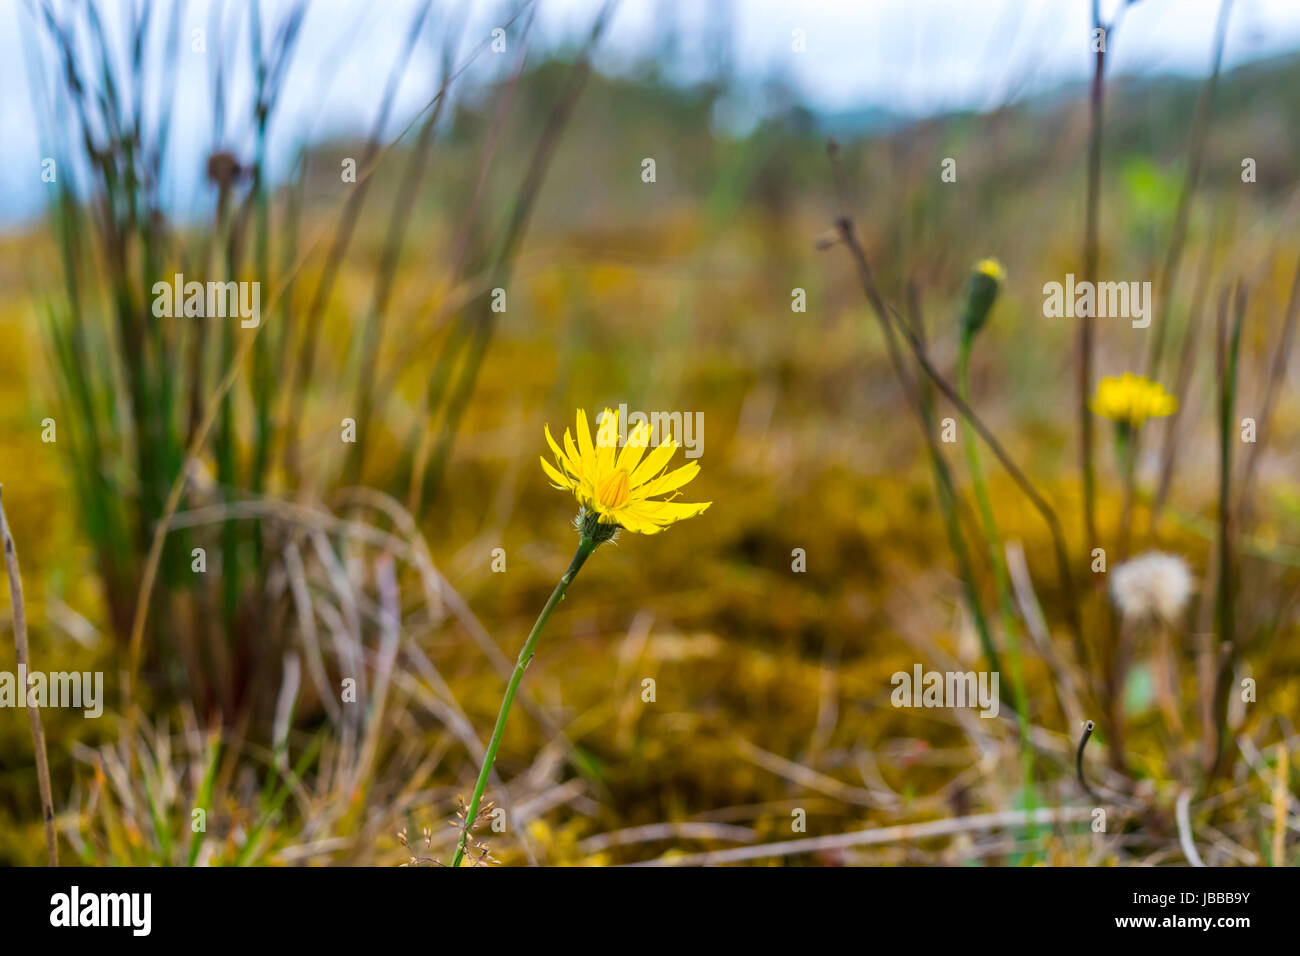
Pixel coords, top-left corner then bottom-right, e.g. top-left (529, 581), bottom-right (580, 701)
top-left (612, 507), bottom-right (659, 534)
top-left (624, 499), bottom-right (711, 529)
top-left (576, 409), bottom-right (596, 472)
top-left (629, 440), bottom-right (679, 488)
top-left (563, 428), bottom-right (587, 485)
top-left (540, 456), bottom-right (572, 490)
top-left (545, 425), bottom-right (579, 482)
top-left (615, 420), bottom-right (651, 474)
top-left (545, 424), bottom-right (566, 466)
top-left (634, 460), bottom-right (699, 499)
top-left (646, 500), bottom-right (713, 521)
top-left (596, 406), bottom-right (618, 475)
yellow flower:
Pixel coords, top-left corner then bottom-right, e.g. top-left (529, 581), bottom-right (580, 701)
top-left (540, 407), bottom-right (711, 535)
top-left (1090, 373), bottom-right (1177, 428)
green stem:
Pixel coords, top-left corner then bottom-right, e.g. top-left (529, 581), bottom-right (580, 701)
top-left (958, 339), bottom-right (1037, 848)
top-left (1114, 421), bottom-right (1137, 559)
top-left (912, 352), bottom-right (999, 683)
top-left (450, 535), bottom-right (597, 867)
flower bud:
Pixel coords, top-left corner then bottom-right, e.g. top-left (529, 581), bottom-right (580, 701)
top-left (961, 258), bottom-right (1005, 342)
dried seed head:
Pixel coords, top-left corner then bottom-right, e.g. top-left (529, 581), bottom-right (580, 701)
top-left (206, 150), bottom-right (243, 189)
top-left (1110, 551), bottom-right (1193, 624)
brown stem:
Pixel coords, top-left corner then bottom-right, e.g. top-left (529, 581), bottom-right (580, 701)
top-left (1150, 223), bottom-right (1219, 528)
top-left (1208, 283), bottom-right (1246, 779)
top-left (1078, 11), bottom-right (1106, 558)
top-left (1144, 0), bottom-right (1234, 383)
top-left (1135, 0), bottom-right (1233, 542)
top-left (1237, 257), bottom-right (1300, 534)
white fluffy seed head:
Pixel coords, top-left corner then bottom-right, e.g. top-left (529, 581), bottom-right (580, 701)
top-left (1110, 551), bottom-right (1194, 624)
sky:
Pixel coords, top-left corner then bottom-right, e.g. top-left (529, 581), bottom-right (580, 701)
top-left (1, 0), bottom-right (1297, 225)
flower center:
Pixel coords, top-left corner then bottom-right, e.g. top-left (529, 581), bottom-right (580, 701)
top-left (595, 469), bottom-right (631, 510)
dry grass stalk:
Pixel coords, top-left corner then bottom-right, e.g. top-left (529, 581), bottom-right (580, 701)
top-left (1272, 744), bottom-right (1289, 866)
top-left (0, 486), bottom-right (59, 865)
top-left (630, 807), bottom-right (1096, 867)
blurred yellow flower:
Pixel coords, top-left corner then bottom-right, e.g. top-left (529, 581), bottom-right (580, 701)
top-left (541, 407), bottom-right (711, 534)
top-left (975, 258), bottom-right (1006, 283)
top-left (1090, 373), bottom-right (1176, 428)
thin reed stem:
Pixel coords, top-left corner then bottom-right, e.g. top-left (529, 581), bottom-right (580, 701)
top-left (1208, 283), bottom-right (1246, 778)
top-left (1144, 0), bottom-right (1233, 383)
top-left (281, 0), bottom-right (434, 483)
top-left (1238, 258), bottom-right (1300, 534)
top-left (1151, 223), bottom-right (1219, 528)
top-left (1078, 1), bottom-right (1107, 557)
top-left (412, 0), bottom-right (615, 516)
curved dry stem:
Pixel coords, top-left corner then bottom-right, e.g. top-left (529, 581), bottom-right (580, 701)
top-left (1076, 719), bottom-right (1100, 802)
